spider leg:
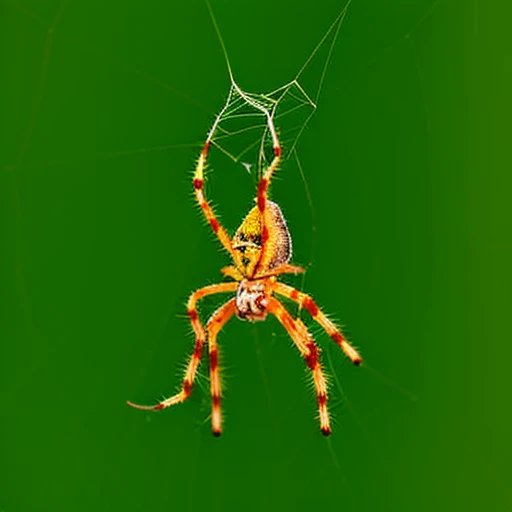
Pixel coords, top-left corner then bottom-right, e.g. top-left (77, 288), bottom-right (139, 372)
top-left (193, 142), bottom-right (235, 257)
top-left (254, 120), bottom-right (282, 275)
top-left (273, 282), bottom-right (362, 365)
top-left (221, 265), bottom-right (244, 281)
top-left (266, 297), bottom-right (331, 436)
top-left (205, 298), bottom-right (237, 437)
top-left (127, 282), bottom-right (238, 411)
top-left (256, 263), bottom-right (305, 279)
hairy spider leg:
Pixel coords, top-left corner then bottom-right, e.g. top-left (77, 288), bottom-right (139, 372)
top-left (221, 265), bottom-right (244, 281)
top-left (266, 297), bottom-right (331, 435)
top-left (274, 282), bottom-right (362, 365)
top-left (254, 130), bottom-right (282, 277)
top-left (254, 263), bottom-right (306, 279)
top-left (222, 263), bottom-right (305, 281)
top-left (206, 298), bottom-right (237, 436)
top-left (127, 282), bottom-right (238, 411)
top-left (193, 141), bottom-right (235, 257)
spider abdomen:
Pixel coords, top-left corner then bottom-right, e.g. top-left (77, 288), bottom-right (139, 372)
top-left (235, 279), bottom-right (269, 321)
top-left (232, 201), bottom-right (292, 277)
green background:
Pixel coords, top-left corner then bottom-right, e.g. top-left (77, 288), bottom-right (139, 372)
top-left (2, 0), bottom-right (510, 511)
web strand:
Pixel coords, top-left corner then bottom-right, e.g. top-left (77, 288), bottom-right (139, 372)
top-left (202, 1), bottom-right (355, 179)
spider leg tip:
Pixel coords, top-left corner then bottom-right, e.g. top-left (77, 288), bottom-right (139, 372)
top-left (126, 400), bottom-right (164, 411)
top-left (212, 430), bottom-right (222, 438)
top-left (321, 427), bottom-right (332, 437)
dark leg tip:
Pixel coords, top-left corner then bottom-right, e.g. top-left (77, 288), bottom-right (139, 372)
top-left (321, 427), bottom-right (332, 437)
top-left (212, 430), bottom-right (222, 438)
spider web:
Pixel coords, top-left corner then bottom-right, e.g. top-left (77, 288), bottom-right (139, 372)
top-left (199, 0), bottom-right (350, 184)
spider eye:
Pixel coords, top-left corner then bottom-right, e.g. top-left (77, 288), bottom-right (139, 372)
top-left (237, 246), bottom-right (246, 254)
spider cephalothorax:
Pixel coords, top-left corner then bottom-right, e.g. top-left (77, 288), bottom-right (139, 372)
top-left (235, 279), bottom-right (268, 321)
top-left (128, 113), bottom-right (362, 437)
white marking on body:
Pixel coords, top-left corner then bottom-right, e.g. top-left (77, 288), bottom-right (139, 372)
top-left (236, 280), bottom-right (268, 321)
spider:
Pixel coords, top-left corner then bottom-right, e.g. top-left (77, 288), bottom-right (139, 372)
top-left (127, 104), bottom-right (362, 437)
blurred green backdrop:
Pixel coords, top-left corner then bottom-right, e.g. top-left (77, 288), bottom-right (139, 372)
top-left (2, 0), bottom-right (510, 511)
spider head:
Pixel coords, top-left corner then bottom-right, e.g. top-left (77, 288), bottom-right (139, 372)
top-left (232, 201), bottom-right (291, 278)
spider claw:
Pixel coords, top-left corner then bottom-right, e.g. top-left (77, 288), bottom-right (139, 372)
top-left (126, 400), bottom-right (164, 411)
top-left (321, 426), bottom-right (332, 437)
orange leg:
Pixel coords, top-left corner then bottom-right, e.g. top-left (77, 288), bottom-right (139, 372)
top-left (221, 265), bottom-right (244, 281)
top-left (223, 263), bottom-right (304, 281)
top-left (273, 282), bottom-right (362, 365)
top-left (256, 263), bottom-right (305, 279)
top-left (193, 142), bottom-right (235, 257)
top-left (253, 112), bottom-right (282, 275)
top-left (266, 297), bottom-right (331, 435)
top-left (127, 282), bottom-right (238, 411)
top-left (206, 298), bottom-right (237, 436)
